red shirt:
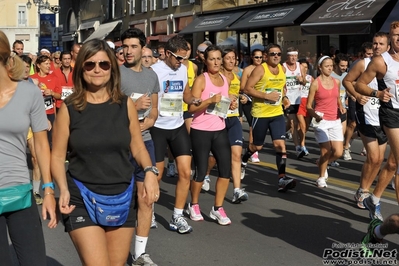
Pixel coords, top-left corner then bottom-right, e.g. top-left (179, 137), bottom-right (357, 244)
top-left (54, 67), bottom-right (74, 108)
top-left (30, 73), bottom-right (62, 114)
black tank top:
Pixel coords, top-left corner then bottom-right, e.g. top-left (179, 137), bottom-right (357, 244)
top-left (66, 96), bottom-right (134, 195)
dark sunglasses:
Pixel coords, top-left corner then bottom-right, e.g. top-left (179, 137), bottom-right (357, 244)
top-left (269, 52), bottom-right (282, 57)
top-left (83, 61), bottom-right (111, 71)
top-left (253, 56), bottom-right (262, 59)
top-left (168, 50), bottom-right (187, 61)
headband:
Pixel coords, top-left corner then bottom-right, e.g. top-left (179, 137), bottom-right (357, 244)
top-left (287, 51), bottom-right (298, 55)
top-left (318, 56), bottom-right (330, 66)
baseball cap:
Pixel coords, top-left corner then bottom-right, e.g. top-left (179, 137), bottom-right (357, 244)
top-left (152, 49), bottom-right (160, 58)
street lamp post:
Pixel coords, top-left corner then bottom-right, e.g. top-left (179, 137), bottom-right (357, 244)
top-left (26, 0), bottom-right (60, 52)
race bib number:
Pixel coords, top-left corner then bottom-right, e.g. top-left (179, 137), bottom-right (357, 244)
top-left (130, 92), bottom-right (151, 120)
top-left (160, 94), bottom-right (183, 117)
top-left (44, 96), bottom-right (54, 110)
top-left (264, 88), bottom-right (282, 106)
top-left (61, 86), bottom-right (73, 100)
top-left (206, 93), bottom-right (231, 119)
top-left (369, 97), bottom-right (380, 110)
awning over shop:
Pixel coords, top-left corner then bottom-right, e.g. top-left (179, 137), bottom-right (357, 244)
top-left (62, 33), bottom-right (75, 42)
top-left (380, 0), bottom-right (399, 32)
top-left (179, 11), bottom-right (246, 34)
top-left (228, 2), bottom-right (314, 31)
top-left (301, 0), bottom-right (390, 35)
top-left (84, 20), bottom-right (122, 43)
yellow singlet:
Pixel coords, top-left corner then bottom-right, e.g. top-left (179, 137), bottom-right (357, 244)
top-left (183, 61), bottom-right (196, 111)
top-left (227, 72), bottom-right (240, 118)
top-left (251, 63), bottom-right (286, 118)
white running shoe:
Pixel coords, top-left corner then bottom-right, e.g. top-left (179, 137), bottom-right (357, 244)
top-left (249, 152), bottom-right (260, 163)
top-left (343, 149), bottom-right (352, 161)
top-left (316, 177), bottom-right (328, 188)
top-left (185, 203), bottom-right (204, 221)
top-left (209, 207), bottom-right (231, 225)
top-left (202, 176), bottom-right (210, 191)
top-left (232, 188), bottom-right (249, 204)
top-left (240, 162), bottom-right (247, 180)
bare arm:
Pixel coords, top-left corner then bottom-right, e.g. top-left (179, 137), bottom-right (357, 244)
top-left (187, 75), bottom-right (221, 113)
top-left (34, 130), bottom-right (57, 228)
top-left (127, 98), bottom-right (159, 205)
top-left (51, 103), bottom-right (75, 216)
top-left (336, 79), bottom-right (346, 114)
top-left (240, 65), bottom-right (253, 92)
top-left (306, 79), bottom-right (321, 120)
top-left (356, 56), bottom-right (392, 102)
top-left (343, 59), bottom-right (369, 104)
top-left (140, 93), bottom-right (158, 132)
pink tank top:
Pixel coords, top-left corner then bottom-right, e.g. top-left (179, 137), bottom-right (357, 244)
top-left (314, 77), bottom-right (339, 121)
top-left (191, 72), bottom-right (228, 131)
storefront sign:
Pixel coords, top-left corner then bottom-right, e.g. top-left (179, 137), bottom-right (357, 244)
top-left (250, 8), bottom-right (293, 22)
top-left (319, 0), bottom-right (378, 19)
top-left (196, 16), bottom-right (230, 28)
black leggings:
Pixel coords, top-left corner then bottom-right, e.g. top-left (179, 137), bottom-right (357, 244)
top-left (190, 128), bottom-right (231, 182)
top-left (240, 101), bottom-right (253, 126)
top-left (0, 194), bottom-right (46, 266)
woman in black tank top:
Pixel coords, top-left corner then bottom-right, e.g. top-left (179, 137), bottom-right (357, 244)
top-left (50, 39), bottom-right (159, 265)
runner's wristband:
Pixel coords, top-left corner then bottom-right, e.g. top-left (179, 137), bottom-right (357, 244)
top-left (42, 182), bottom-right (55, 190)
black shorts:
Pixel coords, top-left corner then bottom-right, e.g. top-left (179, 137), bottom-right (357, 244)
top-left (379, 107), bottom-right (399, 129)
top-left (63, 175), bottom-right (137, 232)
top-left (183, 111), bottom-right (194, 120)
top-left (284, 104), bottom-right (300, 115)
top-left (358, 124), bottom-right (387, 145)
top-left (347, 98), bottom-right (356, 121)
top-left (252, 115), bottom-right (286, 146)
top-left (340, 111), bottom-right (347, 123)
top-left (150, 124), bottom-right (192, 163)
top-left (130, 139), bottom-right (156, 182)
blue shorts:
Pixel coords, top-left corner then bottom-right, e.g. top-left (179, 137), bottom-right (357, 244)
top-left (130, 139), bottom-right (156, 182)
top-left (252, 115), bottom-right (286, 146)
top-left (225, 116), bottom-right (243, 146)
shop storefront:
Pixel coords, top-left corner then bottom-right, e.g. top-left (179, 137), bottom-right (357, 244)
top-left (83, 20), bottom-right (123, 43)
top-left (301, 0), bottom-right (398, 57)
top-left (179, 1), bottom-right (317, 62)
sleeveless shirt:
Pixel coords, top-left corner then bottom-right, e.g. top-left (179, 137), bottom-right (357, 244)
top-left (66, 96), bottom-right (134, 195)
top-left (314, 77), bottom-right (339, 121)
top-left (183, 60), bottom-right (196, 112)
top-left (378, 51), bottom-right (399, 109)
top-left (252, 63), bottom-right (285, 118)
top-left (191, 73), bottom-right (228, 131)
top-left (227, 72), bottom-right (240, 117)
top-left (283, 62), bottom-right (302, 104)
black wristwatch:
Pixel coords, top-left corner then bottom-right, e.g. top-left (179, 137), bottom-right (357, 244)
top-left (370, 90), bottom-right (378, 97)
top-left (144, 166), bottom-right (159, 176)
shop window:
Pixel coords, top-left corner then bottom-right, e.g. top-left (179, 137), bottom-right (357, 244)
top-left (172, 0), bottom-right (179, 6)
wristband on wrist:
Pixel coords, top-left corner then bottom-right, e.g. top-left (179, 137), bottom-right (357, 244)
top-left (42, 182), bottom-right (55, 190)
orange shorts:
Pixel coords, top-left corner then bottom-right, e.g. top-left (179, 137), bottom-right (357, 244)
top-left (297, 98), bottom-right (308, 117)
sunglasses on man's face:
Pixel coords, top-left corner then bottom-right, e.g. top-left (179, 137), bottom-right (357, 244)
top-left (269, 52), bottom-right (282, 57)
top-left (83, 61), bottom-right (111, 71)
top-left (168, 50), bottom-right (187, 61)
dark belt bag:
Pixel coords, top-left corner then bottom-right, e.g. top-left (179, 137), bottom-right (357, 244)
top-left (0, 183), bottom-right (32, 215)
top-left (73, 178), bottom-right (134, 227)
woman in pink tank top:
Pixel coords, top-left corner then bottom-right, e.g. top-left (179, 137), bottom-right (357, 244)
top-left (186, 45), bottom-right (237, 226)
top-left (307, 56), bottom-right (346, 188)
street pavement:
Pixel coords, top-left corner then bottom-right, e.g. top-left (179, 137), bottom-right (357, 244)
top-left (8, 127), bottom-right (399, 265)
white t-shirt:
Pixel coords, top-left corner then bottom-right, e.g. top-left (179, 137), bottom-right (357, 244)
top-left (151, 61), bottom-right (188, 130)
top-left (283, 62), bottom-right (302, 105)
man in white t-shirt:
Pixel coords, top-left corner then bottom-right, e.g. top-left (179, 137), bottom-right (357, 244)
top-left (150, 35), bottom-right (200, 234)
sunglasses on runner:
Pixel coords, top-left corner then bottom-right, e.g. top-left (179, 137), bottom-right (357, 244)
top-left (253, 56), bottom-right (262, 59)
top-left (268, 52), bottom-right (282, 57)
top-left (168, 50), bottom-right (187, 61)
top-left (83, 61), bottom-right (111, 71)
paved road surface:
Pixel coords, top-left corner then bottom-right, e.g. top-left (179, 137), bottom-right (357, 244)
top-left (8, 128), bottom-right (399, 265)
